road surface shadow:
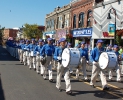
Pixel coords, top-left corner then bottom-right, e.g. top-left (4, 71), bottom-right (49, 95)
top-left (72, 89), bottom-right (121, 99)
top-left (0, 75), bottom-right (5, 100)
top-left (0, 46), bottom-right (18, 61)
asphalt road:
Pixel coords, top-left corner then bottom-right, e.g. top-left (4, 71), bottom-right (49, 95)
top-left (0, 46), bottom-right (123, 100)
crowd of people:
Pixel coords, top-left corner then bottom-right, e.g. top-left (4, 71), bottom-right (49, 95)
top-left (5, 37), bottom-right (123, 95)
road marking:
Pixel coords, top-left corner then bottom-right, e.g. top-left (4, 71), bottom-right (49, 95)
top-left (107, 83), bottom-right (123, 91)
top-left (71, 76), bottom-right (123, 99)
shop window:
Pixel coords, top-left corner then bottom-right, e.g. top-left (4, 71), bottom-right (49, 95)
top-left (87, 10), bottom-right (92, 27)
top-left (78, 12), bottom-right (84, 28)
top-left (73, 15), bottom-right (76, 28)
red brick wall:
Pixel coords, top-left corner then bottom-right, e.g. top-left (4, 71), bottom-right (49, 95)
top-left (71, 0), bottom-right (94, 29)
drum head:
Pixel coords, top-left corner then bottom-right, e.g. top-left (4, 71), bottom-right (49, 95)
top-left (62, 48), bottom-right (70, 67)
top-left (99, 52), bottom-right (109, 70)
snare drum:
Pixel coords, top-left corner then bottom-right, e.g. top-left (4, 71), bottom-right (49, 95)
top-left (99, 52), bottom-right (117, 70)
top-left (62, 48), bottom-right (80, 68)
top-left (25, 51), bottom-right (29, 56)
top-left (30, 51), bottom-right (36, 56)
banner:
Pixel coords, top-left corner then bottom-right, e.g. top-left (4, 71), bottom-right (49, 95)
top-left (108, 24), bottom-right (115, 36)
top-left (72, 28), bottom-right (92, 37)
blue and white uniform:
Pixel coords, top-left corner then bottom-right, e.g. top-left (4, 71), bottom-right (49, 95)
top-left (28, 41), bottom-right (37, 69)
top-left (76, 42), bottom-right (89, 80)
top-left (90, 40), bottom-right (108, 89)
top-left (40, 38), bottom-right (55, 80)
top-left (109, 45), bottom-right (121, 82)
top-left (34, 39), bottom-right (43, 74)
top-left (54, 38), bottom-right (71, 93)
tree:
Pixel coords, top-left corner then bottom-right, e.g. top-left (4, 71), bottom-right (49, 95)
top-left (0, 26), bottom-right (5, 45)
top-left (116, 33), bottom-right (121, 46)
top-left (23, 23), bottom-right (42, 39)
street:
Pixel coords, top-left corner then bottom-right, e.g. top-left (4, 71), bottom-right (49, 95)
top-left (0, 46), bottom-right (123, 100)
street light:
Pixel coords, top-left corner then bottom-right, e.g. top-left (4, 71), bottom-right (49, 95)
top-left (107, 8), bottom-right (117, 45)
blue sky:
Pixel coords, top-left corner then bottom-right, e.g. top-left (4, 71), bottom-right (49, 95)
top-left (0, 0), bottom-right (70, 28)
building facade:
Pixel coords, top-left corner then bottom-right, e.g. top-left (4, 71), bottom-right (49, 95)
top-left (3, 29), bottom-right (18, 40)
top-left (44, 4), bottom-right (71, 41)
top-left (71, 0), bottom-right (94, 47)
top-left (92, 0), bottom-right (123, 48)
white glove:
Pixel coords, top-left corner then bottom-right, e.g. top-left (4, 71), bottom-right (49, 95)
top-left (57, 57), bottom-right (62, 60)
top-left (93, 61), bottom-right (97, 65)
top-left (40, 56), bottom-right (43, 59)
top-left (37, 52), bottom-right (40, 55)
top-left (86, 61), bottom-right (89, 64)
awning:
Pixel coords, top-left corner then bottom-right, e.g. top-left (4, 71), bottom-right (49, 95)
top-left (72, 28), bottom-right (92, 37)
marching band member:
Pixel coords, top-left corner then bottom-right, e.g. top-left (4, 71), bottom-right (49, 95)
top-left (54, 38), bottom-right (72, 95)
top-left (23, 40), bottom-right (30, 66)
top-left (109, 45), bottom-right (121, 82)
top-left (19, 40), bottom-right (25, 63)
top-left (34, 39), bottom-right (44, 74)
top-left (90, 40), bottom-right (109, 90)
top-left (40, 38), bottom-right (55, 82)
top-left (76, 42), bottom-right (89, 81)
top-left (106, 45), bottom-right (112, 52)
top-left (53, 41), bottom-right (60, 70)
top-left (28, 39), bottom-right (37, 70)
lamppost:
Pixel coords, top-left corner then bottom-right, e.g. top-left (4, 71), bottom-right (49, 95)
top-left (107, 8), bottom-right (117, 45)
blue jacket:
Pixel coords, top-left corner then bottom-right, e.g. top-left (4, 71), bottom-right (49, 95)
top-left (23, 44), bottom-right (30, 51)
top-left (54, 46), bottom-right (65, 61)
top-left (40, 44), bottom-right (55, 57)
top-left (90, 47), bottom-right (104, 62)
top-left (106, 49), bottom-right (112, 52)
top-left (113, 50), bottom-right (120, 57)
top-left (28, 44), bottom-right (37, 51)
top-left (19, 43), bottom-right (25, 49)
top-left (34, 45), bottom-right (43, 55)
top-left (79, 48), bottom-right (89, 61)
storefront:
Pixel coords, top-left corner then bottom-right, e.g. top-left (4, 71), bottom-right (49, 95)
top-left (71, 27), bottom-right (92, 47)
top-left (43, 30), bottom-right (56, 39)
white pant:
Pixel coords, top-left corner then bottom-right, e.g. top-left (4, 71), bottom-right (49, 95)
top-left (56, 62), bottom-right (71, 92)
top-left (42, 56), bottom-right (53, 80)
top-left (109, 63), bottom-right (121, 81)
top-left (23, 52), bottom-right (30, 65)
top-left (76, 58), bottom-right (87, 79)
top-left (19, 49), bottom-right (23, 62)
top-left (29, 56), bottom-right (36, 69)
top-left (36, 55), bottom-right (44, 74)
top-left (90, 63), bottom-right (107, 88)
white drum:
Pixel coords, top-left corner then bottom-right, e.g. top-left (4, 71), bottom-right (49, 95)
top-left (30, 51), bottom-right (35, 56)
top-left (25, 51), bottom-right (29, 56)
top-left (99, 52), bottom-right (117, 70)
top-left (62, 48), bottom-right (80, 68)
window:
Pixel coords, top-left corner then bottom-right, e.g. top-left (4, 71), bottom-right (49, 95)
top-left (73, 15), bottom-right (76, 28)
top-left (78, 12), bottom-right (84, 28)
top-left (87, 10), bottom-right (92, 27)
top-left (95, 0), bottom-right (103, 3)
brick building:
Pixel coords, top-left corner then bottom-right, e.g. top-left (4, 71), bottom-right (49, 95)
top-left (44, 4), bottom-right (71, 41)
top-left (70, 0), bottom-right (94, 47)
top-left (3, 29), bottom-right (19, 40)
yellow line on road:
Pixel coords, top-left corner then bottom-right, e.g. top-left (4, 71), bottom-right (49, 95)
top-left (71, 76), bottom-right (123, 99)
top-left (107, 83), bottom-right (123, 91)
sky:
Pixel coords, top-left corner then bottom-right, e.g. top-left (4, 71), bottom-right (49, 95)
top-left (0, 0), bottom-right (70, 28)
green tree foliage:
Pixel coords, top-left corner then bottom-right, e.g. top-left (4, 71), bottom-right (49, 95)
top-left (23, 23), bottom-right (42, 39)
top-left (116, 34), bottom-right (121, 46)
top-left (0, 27), bottom-right (5, 40)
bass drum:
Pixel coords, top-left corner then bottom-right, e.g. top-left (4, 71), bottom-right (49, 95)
top-left (99, 52), bottom-right (117, 70)
top-left (62, 48), bottom-right (80, 68)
